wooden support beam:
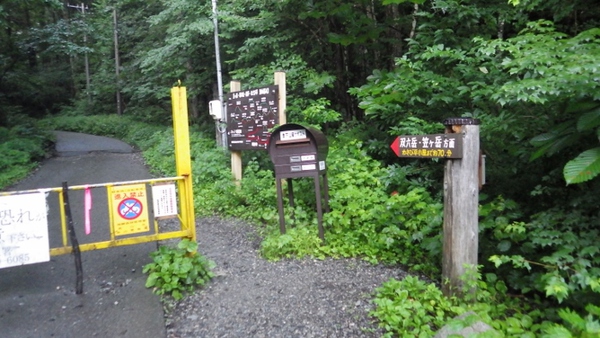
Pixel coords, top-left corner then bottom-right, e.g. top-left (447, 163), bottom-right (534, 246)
top-left (274, 71), bottom-right (286, 126)
top-left (230, 80), bottom-right (242, 184)
top-left (442, 118), bottom-right (480, 297)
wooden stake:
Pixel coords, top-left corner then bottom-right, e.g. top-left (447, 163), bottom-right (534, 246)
top-left (230, 80), bottom-right (243, 184)
top-left (274, 71), bottom-right (286, 125)
top-left (442, 118), bottom-right (480, 297)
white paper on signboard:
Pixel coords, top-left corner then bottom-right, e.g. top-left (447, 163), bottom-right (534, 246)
top-left (280, 129), bottom-right (307, 141)
top-left (152, 184), bottom-right (178, 218)
top-left (0, 192), bottom-right (50, 269)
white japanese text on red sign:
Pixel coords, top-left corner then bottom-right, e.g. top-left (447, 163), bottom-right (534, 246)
top-left (399, 135), bottom-right (456, 149)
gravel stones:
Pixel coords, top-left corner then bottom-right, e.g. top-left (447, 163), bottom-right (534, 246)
top-left (163, 217), bottom-right (408, 337)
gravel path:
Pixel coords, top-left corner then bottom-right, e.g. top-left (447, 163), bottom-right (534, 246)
top-left (162, 217), bottom-right (408, 338)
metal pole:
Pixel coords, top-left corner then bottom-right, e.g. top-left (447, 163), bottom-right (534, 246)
top-left (211, 0), bottom-right (227, 148)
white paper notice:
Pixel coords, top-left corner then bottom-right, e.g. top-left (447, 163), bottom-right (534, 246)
top-left (0, 192), bottom-right (50, 269)
top-left (152, 184), bottom-right (178, 218)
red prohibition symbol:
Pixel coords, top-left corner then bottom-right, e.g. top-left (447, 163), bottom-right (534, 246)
top-left (118, 198), bottom-right (143, 220)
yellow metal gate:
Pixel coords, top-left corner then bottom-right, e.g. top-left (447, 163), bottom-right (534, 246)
top-left (0, 85), bottom-right (195, 264)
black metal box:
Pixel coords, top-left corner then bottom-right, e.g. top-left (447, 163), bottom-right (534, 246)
top-left (268, 124), bottom-right (329, 178)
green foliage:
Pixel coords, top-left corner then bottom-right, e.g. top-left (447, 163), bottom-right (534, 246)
top-left (372, 268), bottom-right (600, 337)
top-left (487, 206), bottom-right (600, 306)
top-left (261, 225), bottom-right (325, 261)
top-left (371, 276), bottom-right (462, 337)
top-left (142, 239), bottom-right (215, 300)
top-left (488, 23), bottom-right (600, 184)
top-left (0, 115), bottom-right (54, 189)
top-left (563, 148), bottom-right (600, 184)
top-left (299, 98), bottom-right (341, 126)
top-left (39, 115), bottom-right (128, 139)
top-left (546, 304), bottom-right (600, 337)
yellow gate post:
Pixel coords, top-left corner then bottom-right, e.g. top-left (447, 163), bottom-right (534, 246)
top-left (171, 84), bottom-right (196, 242)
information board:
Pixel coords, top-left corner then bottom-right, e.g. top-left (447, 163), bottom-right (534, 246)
top-left (152, 184), bottom-right (178, 218)
top-left (0, 192), bottom-right (50, 269)
top-left (227, 85), bottom-right (279, 150)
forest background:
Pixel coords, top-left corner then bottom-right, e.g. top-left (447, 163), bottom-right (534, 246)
top-left (1, 0), bottom-right (599, 336)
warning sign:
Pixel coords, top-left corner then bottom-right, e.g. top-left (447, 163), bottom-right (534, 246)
top-left (0, 192), bottom-right (50, 269)
top-left (109, 184), bottom-right (149, 236)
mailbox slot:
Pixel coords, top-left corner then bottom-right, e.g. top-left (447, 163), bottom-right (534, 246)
top-left (276, 138), bottom-right (311, 145)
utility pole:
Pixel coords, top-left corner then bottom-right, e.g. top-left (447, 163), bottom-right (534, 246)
top-left (67, 3), bottom-right (91, 103)
top-left (211, 0), bottom-right (226, 148)
top-left (113, 8), bottom-right (122, 115)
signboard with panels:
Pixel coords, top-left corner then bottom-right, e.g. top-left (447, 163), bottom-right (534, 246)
top-left (227, 85), bottom-right (279, 150)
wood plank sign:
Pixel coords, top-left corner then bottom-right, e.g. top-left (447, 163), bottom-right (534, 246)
top-left (0, 192), bottom-right (50, 268)
top-left (390, 133), bottom-right (463, 159)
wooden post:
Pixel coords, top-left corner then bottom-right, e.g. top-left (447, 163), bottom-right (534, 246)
top-left (442, 117), bottom-right (480, 297)
top-left (230, 80), bottom-right (243, 183)
top-left (274, 71), bottom-right (286, 125)
top-left (274, 71), bottom-right (288, 212)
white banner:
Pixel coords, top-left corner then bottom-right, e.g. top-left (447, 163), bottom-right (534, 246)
top-left (0, 192), bottom-right (50, 269)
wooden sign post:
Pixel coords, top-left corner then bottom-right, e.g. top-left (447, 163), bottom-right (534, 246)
top-left (441, 117), bottom-right (480, 297)
top-left (230, 80), bottom-right (243, 183)
top-left (390, 117), bottom-right (481, 298)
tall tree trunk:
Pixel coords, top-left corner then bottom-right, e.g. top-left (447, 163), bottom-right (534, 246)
top-left (386, 4), bottom-right (404, 69)
top-left (186, 60), bottom-right (200, 120)
top-left (409, 4), bottom-right (418, 40)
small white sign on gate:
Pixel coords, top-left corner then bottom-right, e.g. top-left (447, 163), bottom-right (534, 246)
top-left (0, 192), bottom-right (50, 269)
top-left (152, 184), bottom-right (178, 218)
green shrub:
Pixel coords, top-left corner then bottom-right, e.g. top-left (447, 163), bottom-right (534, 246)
top-left (143, 239), bottom-right (215, 300)
top-left (0, 117), bottom-right (54, 189)
top-left (372, 266), bottom-right (600, 337)
top-left (372, 276), bottom-right (463, 337)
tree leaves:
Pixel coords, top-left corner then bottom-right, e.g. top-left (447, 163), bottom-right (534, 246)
top-left (577, 106), bottom-right (600, 132)
top-left (563, 147), bottom-right (600, 184)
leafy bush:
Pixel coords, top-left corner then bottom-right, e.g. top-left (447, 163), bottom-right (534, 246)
top-left (372, 276), bottom-right (463, 337)
top-left (488, 206), bottom-right (600, 306)
top-left (143, 239), bottom-right (215, 300)
top-left (372, 269), bottom-right (600, 337)
top-left (544, 304), bottom-right (600, 337)
top-left (39, 114), bottom-right (131, 139)
top-left (0, 115), bottom-right (54, 189)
